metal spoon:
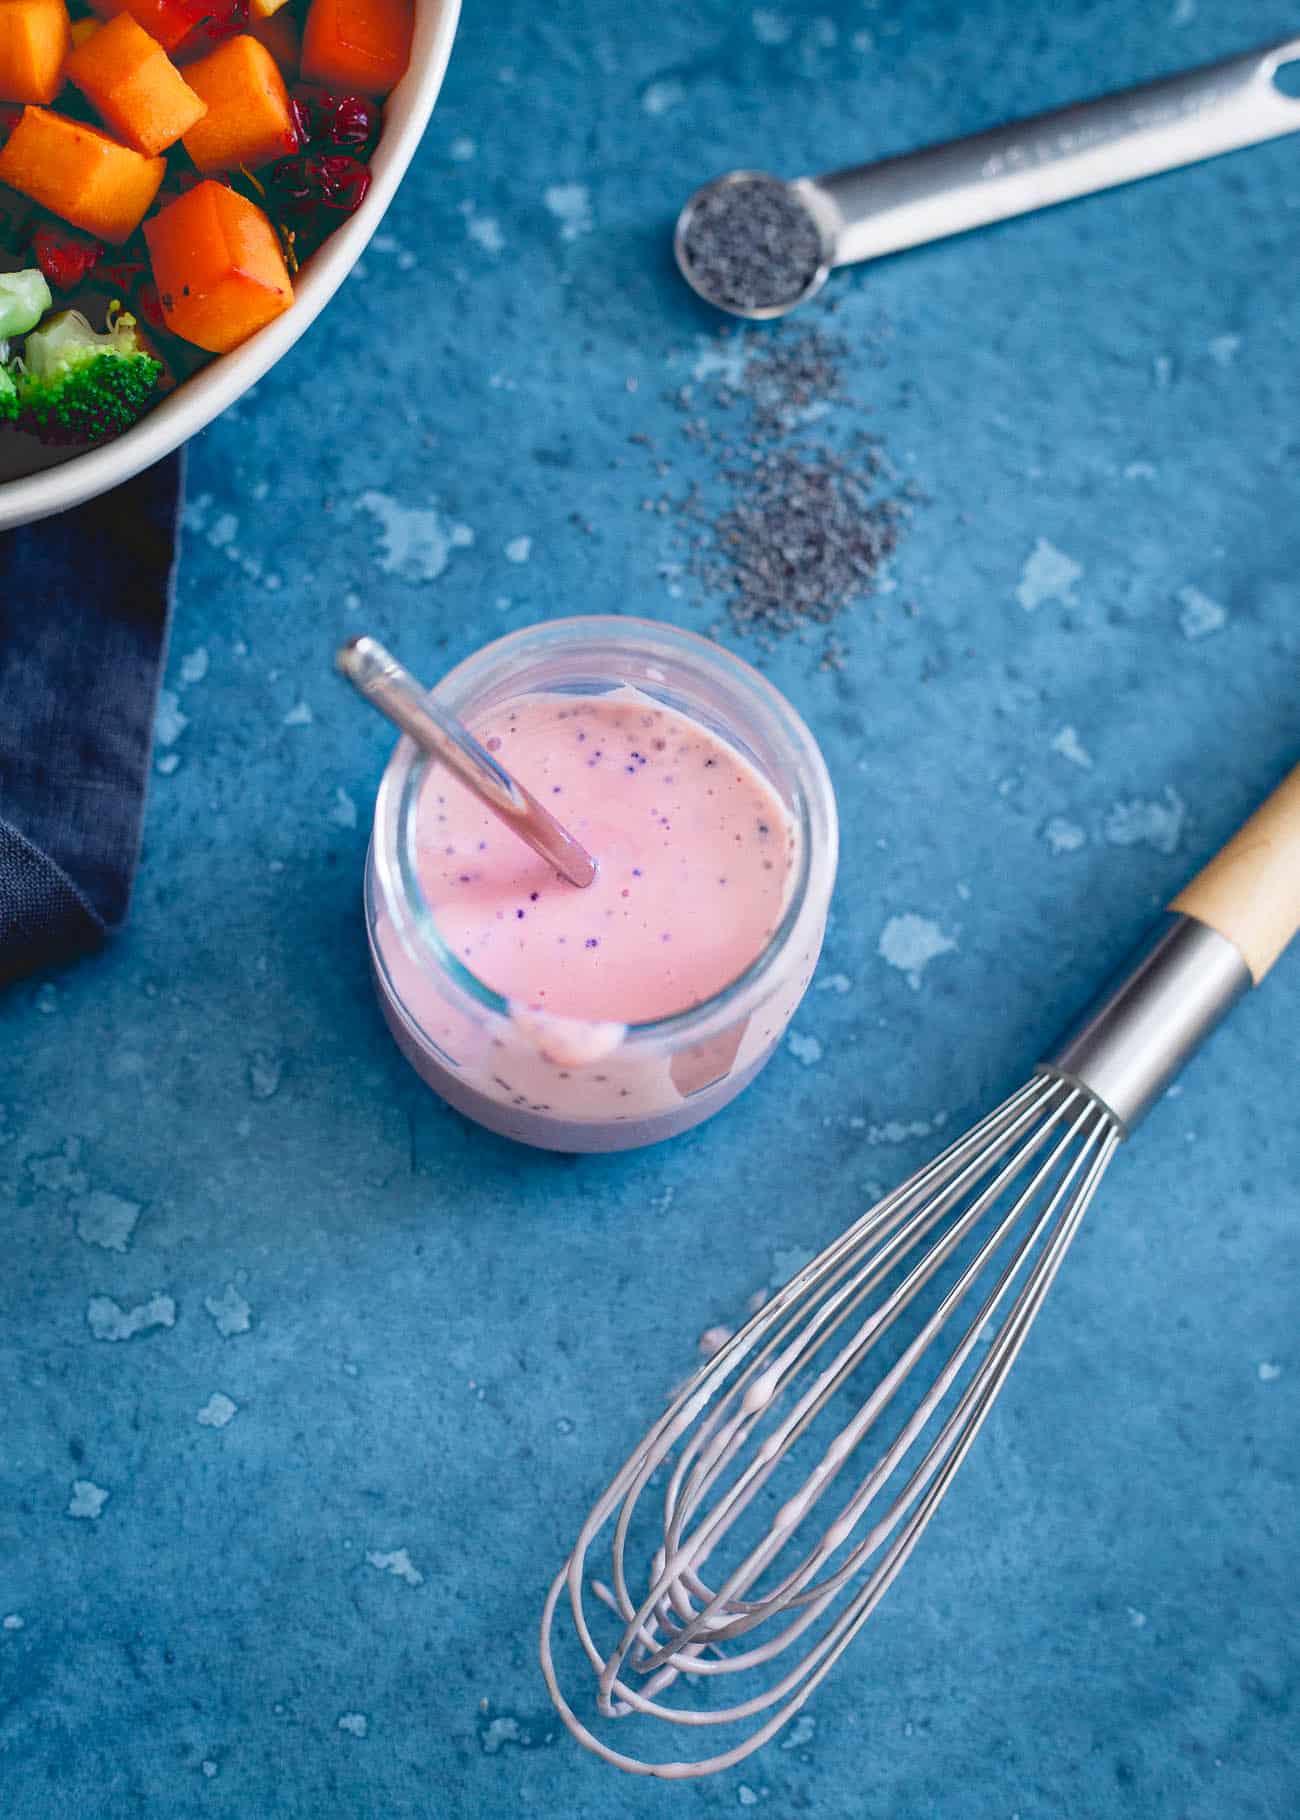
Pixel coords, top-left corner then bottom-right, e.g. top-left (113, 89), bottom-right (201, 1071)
top-left (675, 37), bottom-right (1300, 319)
top-left (336, 635), bottom-right (598, 889)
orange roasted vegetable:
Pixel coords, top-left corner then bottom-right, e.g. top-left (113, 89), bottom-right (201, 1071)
top-left (87, 0), bottom-right (201, 57)
top-left (0, 105), bottom-right (165, 240)
top-left (300, 0), bottom-right (410, 97)
top-left (144, 178), bottom-right (293, 352)
top-left (0, 0), bottom-right (71, 105)
top-left (180, 34), bottom-right (296, 172)
top-left (67, 12), bottom-right (206, 156)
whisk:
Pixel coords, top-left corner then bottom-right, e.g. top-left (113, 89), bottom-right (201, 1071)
top-left (540, 763), bottom-right (1299, 1778)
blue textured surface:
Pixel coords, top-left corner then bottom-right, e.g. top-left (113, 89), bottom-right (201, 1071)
top-left (3, 1), bottom-right (1298, 1813)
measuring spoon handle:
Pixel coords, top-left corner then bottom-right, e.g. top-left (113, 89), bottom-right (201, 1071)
top-left (807, 38), bottom-right (1300, 268)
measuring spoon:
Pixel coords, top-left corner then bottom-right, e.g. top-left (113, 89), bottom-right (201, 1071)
top-left (676, 38), bottom-right (1300, 319)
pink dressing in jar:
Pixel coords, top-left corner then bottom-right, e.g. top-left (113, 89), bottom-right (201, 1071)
top-left (419, 693), bottom-right (797, 1025)
top-left (366, 617), bottom-right (838, 1152)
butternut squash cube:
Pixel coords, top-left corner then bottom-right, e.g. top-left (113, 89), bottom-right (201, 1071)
top-left (0, 104), bottom-right (165, 240)
top-left (180, 33), bottom-right (295, 172)
top-left (0, 0), bottom-right (71, 105)
top-left (67, 11), bottom-right (205, 156)
top-left (144, 177), bottom-right (293, 352)
top-left (301, 0), bottom-right (410, 97)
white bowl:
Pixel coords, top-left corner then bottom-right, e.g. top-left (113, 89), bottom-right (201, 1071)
top-left (0, 0), bottom-right (460, 533)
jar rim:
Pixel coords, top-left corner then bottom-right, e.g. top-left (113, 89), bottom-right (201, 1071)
top-left (370, 616), bottom-right (839, 1046)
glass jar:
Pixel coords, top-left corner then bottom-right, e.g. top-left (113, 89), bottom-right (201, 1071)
top-left (366, 617), bottom-right (838, 1152)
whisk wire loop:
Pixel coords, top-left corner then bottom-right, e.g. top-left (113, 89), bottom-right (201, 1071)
top-left (541, 1074), bottom-right (1123, 1774)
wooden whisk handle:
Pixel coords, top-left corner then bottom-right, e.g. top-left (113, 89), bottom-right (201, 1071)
top-left (1170, 763), bottom-right (1300, 984)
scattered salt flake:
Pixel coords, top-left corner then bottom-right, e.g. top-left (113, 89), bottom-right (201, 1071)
top-left (815, 972), bottom-right (852, 994)
top-left (481, 1716), bottom-right (522, 1754)
top-left (449, 134), bottom-right (476, 161)
top-left (1127, 1606), bottom-right (1148, 1628)
top-left (1153, 353), bottom-right (1174, 388)
top-left (1258, 1361), bottom-right (1282, 1383)
top-left (504, 535), bottom-right (532, 564)
top-left (1208, 334), bottom-right (1240, 367)
top-left (87, 1292), bottom-right (175, 1342)
top-left (752, 8), bottom-right (791, 43)
top-left (3, 1615), bottom-right (24, 1631)
top-left (542, 183), bottom-right (593, 241)
top-left (156, 753), bottom-right (181, 776)
top-left (68, 1479), bottom-right (109, 1519)
top-left (366, 1547), bottom-right (424, 1587)
top-left (204, 1283), bottom-right (251, 1337)
top-left (283, 701), bottom-right (313, 726)
top-left (1124, 460), bottom-right (1158, 481)
top-left (197, 1392), bottom-right (237, 1428)
top-left (1043, 816), bottom-right (1087, 855)
top-left (1103, 788), bottom-right (1186, 856)
top-left (155, 689), bottom-right (188, 746)
top-left (249, 1053), bottom-right (282, 1100)
top-left (697, 1325), bottom-right (733, 1359)
top-left (1051, 725), bottom-right (1093, 769)
top-left (208, 512), bottom-right (238, 549)
top-left (738, 1787), bottom-right (759, 1807)
top-left (865, 1113), bottom-right (947, 1146)
top-left (1170, 0), bottom-right (1195, 23)
top-left (1016, 538), bottom-right (1082, 612)
top-left (781, 1713), bottom-right (816, 1749)
top-left (459, 200), bottom-right (505, 254)
top-left (337, 1713), bottom-right (368, 1739)
top-left (201, 1761), bottom-right (218, 1778)
top-left (641, 77), bottom-right (685, 115)
top-left (179, 647), bottom-right (209, 687)
top-left (787, 1030), bottom-right (823, 1066)
top-left (73, 1189), bottom-right (142, 1253)
top-left (357, 490), bottom-right (475, 583)
top-left (329, 787), bottom-right (358, 830)
top-left (1177, 585), bottom-right (1227, 641)
top-left (878, 913), bottom-right (957, 990)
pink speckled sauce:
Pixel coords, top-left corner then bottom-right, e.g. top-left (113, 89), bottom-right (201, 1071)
top-left (366, 619), bottom-right (838, 1152)
top-left (420, 694), bottom-right (797, 1024)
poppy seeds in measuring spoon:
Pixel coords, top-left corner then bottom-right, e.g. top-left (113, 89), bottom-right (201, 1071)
top-left (676, 173), bottom-right (831, 318)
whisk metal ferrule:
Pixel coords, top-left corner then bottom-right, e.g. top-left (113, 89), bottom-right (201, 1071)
top-left (1038, 913), bottom-right (1251, 1135)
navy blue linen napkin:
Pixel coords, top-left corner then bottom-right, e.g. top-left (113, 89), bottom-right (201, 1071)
top-left (0, 452), bottom-right (184, 984)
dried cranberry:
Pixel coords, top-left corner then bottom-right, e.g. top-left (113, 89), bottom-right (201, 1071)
top-left (33, 221), bottom-right (104, 291)
top-left (309, 153), bottom-right (371, 211)
top-left (289, 85), bottom-right (378, 150)
top-left (287, 84), bottom-right (331, 143)
top-left (267, 159), bottom-right (316, 218)
top-left (269, 152), bottom-right (371, 218)
top-left (327, 96), bottom-right (378, 148)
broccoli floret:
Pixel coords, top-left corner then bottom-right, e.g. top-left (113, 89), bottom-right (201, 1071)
top-left (16, 305), bottom-right (162, 446)
top-left (0, 361), bottom-right (17, 426)
top-left (0, 269), bottom-right (52, 340)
